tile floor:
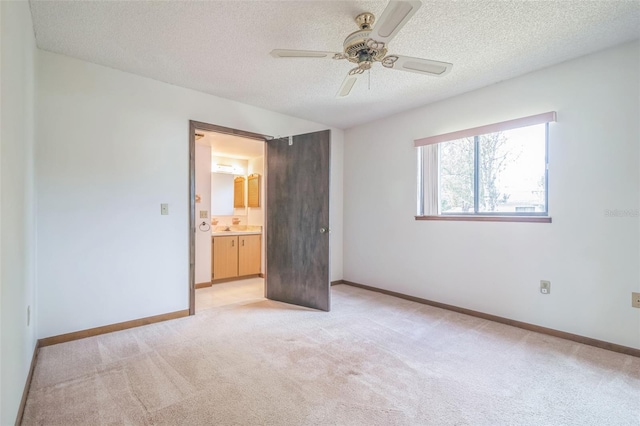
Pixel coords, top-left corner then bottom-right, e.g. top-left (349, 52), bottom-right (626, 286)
top-left (195, 277), bottom-right (265, 312)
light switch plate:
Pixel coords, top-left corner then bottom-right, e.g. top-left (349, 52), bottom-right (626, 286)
top-left (161, 203), bottom-right (169, 215)
top-left (632, 292), bottom-right (640, 308)
top-left (200, 210), bottom-right (208, 219)
top-left (540, 280), bottom-right (550, 294)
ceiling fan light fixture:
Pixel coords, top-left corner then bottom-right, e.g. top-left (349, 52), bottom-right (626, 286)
top-left (357, 50), bottom-right (374, 63)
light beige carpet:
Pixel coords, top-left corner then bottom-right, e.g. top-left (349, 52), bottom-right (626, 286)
top-left (23, 284), bottom-right (640, 425)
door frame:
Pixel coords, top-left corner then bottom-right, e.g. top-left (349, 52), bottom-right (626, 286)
top-left (188, 120), bottom-right (271, 315)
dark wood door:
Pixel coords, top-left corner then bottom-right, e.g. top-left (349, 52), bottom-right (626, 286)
top-left (266, 130), bottom-right (331, 311)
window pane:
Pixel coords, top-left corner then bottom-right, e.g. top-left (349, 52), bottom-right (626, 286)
top-left (478, 124), bottom-right (546, 213)
top-left (439, 138), bottom-right (474, 213)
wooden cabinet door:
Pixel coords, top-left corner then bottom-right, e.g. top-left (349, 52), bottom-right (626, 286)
top-left (212, 236), bottom-right (238, 280)
top-left (238, 234), bottom-right (261, 276)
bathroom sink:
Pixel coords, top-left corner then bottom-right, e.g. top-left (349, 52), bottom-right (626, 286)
top-left (212, 230), bottom-right (261, 236)
top-left (211, 225), bottom-right (262, 236)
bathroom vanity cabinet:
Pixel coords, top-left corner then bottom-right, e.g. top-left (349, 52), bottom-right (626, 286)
top-left (212, 234), bottom-right (261, 281)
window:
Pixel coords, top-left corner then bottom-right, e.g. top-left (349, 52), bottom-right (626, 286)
top-left (416, 112), bottom-right (555, 220)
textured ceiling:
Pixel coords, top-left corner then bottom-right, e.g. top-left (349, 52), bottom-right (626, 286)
top-left (30, 1), bottom-right (640, 129)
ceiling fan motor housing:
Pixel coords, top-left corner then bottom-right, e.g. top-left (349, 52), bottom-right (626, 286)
top-left (343, 13), bottom-right (388, 65)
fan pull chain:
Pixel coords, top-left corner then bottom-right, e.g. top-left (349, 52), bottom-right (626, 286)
top-left (368, 69), bottom-right (371, 91)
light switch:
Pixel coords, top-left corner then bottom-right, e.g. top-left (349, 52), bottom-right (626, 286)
top-left (161, 203), bottom-right (169, 215)
top-left (200, 210), bottom-right (208, 219)
top-left (540, 280), bottom-right (550, 294)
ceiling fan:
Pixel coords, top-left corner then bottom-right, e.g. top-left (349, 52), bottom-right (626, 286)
top-left (270, 0), bottom-right (452, 98)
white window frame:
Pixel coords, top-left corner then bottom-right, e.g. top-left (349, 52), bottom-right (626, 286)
top-left (415, 112), bottom-right (556, 220)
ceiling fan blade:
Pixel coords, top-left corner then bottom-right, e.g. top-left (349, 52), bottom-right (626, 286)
top-left (270, 49), bottom-right (341, 59)
top-left (383, 55), bottom-right (452, 76)
top-left (336, 71), bottom-right (361, 98)
top-left (369, 1), bottom-right (422, 44)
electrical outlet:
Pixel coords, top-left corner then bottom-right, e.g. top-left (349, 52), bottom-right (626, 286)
top-left (27, 306), bottom-right (31, 326)
top-left (632, 292), bottom-right (640, 308)
top-left (200, 210), bottom-right (208, 219)
top-left (161, 203), bottom-right (169, 215)
top-left (540, 280), bottom-right (551, 294)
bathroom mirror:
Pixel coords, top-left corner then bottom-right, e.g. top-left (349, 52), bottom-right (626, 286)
top-left (211, 173), bottom-right (247, 216)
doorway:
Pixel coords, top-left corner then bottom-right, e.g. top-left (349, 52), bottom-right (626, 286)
top-left (188, 121), bottom-right (332, 315)
top-left (189, 121), bottom-right (269, 314)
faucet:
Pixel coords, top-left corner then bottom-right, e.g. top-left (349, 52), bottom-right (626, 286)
top-left (212, 218), bottom-right (230, 232)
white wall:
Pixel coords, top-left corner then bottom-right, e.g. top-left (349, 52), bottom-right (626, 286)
top-left (0, 1), bottom-right (38, 424)
top-left (247, 156), bottom-right (264, 226)
top-left (194, 143), bottom-right (212, 284)
top-left (248, 156), bottom-right (265, 273)
top-left (36, 50), bottom-right (344, 338)
top-left (344, 41), bottom-right (640, 349)
top-left (330, 130), bottom-right (344, 284)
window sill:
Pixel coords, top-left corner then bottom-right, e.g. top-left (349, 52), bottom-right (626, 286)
top-left (415, 215), bottom-right (552, 223)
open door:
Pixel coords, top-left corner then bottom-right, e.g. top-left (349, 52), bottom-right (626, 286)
top-left (265, 130), bottom-right (331, 311)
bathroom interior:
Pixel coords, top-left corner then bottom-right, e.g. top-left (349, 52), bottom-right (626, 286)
top-left (194, 130), bottom-right (266, 311)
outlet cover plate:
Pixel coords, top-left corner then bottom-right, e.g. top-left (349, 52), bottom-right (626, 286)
top-left (540, 280), bottom-right (551, 294)
top-left (632, 292), bottom-right (640, 308)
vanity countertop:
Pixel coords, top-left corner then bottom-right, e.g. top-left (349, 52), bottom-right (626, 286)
top-left (211, 230), bottom-right (262, 237)
top-left (211, 225), bottom-right (262, 237)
